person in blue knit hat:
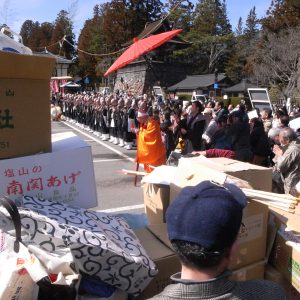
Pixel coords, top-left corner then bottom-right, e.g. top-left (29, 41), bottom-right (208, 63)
top-left (149, 181), bottom-right (285, 300)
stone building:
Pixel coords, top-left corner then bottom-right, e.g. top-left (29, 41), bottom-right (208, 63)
top-left (111, 18), bottom-right (191, 96)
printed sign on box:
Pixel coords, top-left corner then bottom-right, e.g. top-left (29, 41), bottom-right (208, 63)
top-left (0, 132), bottom-right (97, 209)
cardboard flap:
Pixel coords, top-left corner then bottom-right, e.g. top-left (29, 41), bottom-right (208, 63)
top-left (147, 224), bottom-right (173, 250)
top-left (141, 165), bottom-right (178, 185)
top-left (270, 207), bottom-right (300, 233)
top-left (176, 159), bottom-right (227, 187)
top-left (134, 227), bottom-right (174, 260)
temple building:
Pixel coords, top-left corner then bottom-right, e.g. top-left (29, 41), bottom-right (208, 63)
top-left (110, 18), bottom-right (191, 96)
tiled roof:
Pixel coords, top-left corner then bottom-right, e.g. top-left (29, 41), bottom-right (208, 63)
top-left (168, 73), bottom-right (226, 91)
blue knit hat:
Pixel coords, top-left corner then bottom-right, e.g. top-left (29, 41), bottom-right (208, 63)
top-left (166, 181), bottom-right (247, 250)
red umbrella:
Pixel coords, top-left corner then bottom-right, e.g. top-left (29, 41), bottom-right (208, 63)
top-left (104, 29), bottom-right (183, 77)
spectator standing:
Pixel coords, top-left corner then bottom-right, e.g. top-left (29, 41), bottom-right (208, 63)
top-left (181, 101), bottom-right (206, 154)
top-left (260, 108), bottom-right (273, 134)
top-left (249, 118), bottom-right (271, 166)
top-left (273, 127), bottom-right (300, 194)
top-left (228, 110), bottom-right (252, 162)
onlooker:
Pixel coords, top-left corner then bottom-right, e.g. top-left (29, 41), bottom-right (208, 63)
top-left (228, 110), bottom-right (252, 162)
top-left (273, 127), bottom-right (300, 194)
top-left (149, 181), bottom-right (285, 300)
top-left (249, 118), bottom-right (271, 166)
top-left (210, 116), bottom-right (232, 150)
top-left (260, 108), bottom-right (272, 133)
top-left (181, 101), bottom-right (206, 154)
top-left (160, 110), bottom-right (175, 159)
top-left (214, 101), bottom-right (228, 121)
top-left (278, 114), bottom-right (289, 128)
top-left (202, 108), bottom-right (218, 147)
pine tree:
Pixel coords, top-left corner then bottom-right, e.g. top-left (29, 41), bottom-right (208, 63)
top-left (19, 20), bottom-right (40, 50)
top-left (164, 0), bottom-right (193, 32)
top-left (49, 10), bottom-right (75, 59)
top-left (38, 22), bottom-right (54, 50)
top-left (244, 6), bottom-right (258, 40)
top-left (235, 17), bottom-right (243, 36)
top-left (225, 5), bottom-right (260, 83)
top-left (187, 0), bottom-right (233, 73)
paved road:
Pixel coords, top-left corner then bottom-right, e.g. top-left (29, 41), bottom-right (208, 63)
top-left (51, 120), bottom-right (145, 215)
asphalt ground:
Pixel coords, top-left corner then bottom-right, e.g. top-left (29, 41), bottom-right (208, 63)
top-left (51, 120), bottom-right (145, 216)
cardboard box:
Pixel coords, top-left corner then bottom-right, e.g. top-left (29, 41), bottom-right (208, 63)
top-left (171, 181), bottom-right (268, 270)
top-left (231, 260), bottom-right (265, 281)
top-left (230, 200), bottom-right (268, 270)
top-left (0, 52), bottom-right (55, 159)
top-left (134, 224), bottom-right (181, 299)
top-left (142, 183), bottom-right (170, 225)
top-left (270, 229), bottom-right (300, 294)
top-left (0, 132), bottom-right (97, 208)
top-left (178, 156), bottom-right (272, 191)
top-left (265, 264), bottom-right (300, 300)
top-left (142, 165), bottom-right (230, 225)
top-left (269, 206), bottom-right (300, 233)
top-left (141, 166), bottom-right (178, 225)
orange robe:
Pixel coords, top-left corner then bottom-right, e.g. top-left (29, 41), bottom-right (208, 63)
top-left (136, 118), bottom-right (166, 173)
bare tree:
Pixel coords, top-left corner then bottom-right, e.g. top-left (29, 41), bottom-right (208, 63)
top-left (249, 26), bottom-right (300, 98)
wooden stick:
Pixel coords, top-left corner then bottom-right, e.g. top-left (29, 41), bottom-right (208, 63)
top-left (134, 162), bottom-right (140, 187)
top-left (245, 193), bottom-right (298, 204)
top-left (243, 190), bottom-right (297, 203)
top-left (122, 168), bottom-right (147, 176)
top-left (252, 198), bottom-right (295, 212)
top-left (243, 188), bottom-right (297, 201)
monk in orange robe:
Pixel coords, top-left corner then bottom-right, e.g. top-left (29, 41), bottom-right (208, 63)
top-left (136, 110), bottom-right (166, 173)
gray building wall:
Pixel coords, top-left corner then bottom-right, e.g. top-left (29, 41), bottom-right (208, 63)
top-left (113, 60), bottom-right (190, 96)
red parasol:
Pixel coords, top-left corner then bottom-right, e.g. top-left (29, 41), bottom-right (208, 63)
top-left (104, 29), bottom-right (183, 77)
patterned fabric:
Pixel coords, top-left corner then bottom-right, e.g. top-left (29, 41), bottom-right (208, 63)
top-left (19, 196), bottom-right (157, 296)
top-left (148, 272), bottom-right (286, 300)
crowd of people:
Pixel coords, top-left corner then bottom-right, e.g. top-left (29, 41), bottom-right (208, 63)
top-left (52, 90), bottom-right (300, 195)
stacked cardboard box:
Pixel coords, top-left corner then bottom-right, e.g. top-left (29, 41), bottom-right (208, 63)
top-left (140, 160), bottom-right (271, 298)
top-left (268, 207), bottom-right (300, 298)
top-left (0, 52), bottom-right (55, 159)
top-left (0, 132), bottom-right (98, 208)
top-left (178, 156), bottom-right (272, 192)
top-left (0, 52), bottom-right (98, 209)
top-left (134, 224), bottom-right (181, 299)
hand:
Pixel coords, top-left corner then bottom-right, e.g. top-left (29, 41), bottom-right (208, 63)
top-left (273, 145), bottom-right (283, 157)
top-left (181, 128), bottom-right (187, 134)
top-left (192, 151), bottom-right (206, 156)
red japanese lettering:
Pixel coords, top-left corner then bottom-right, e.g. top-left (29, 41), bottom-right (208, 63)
top-left (32, 166), bottom-right (42, 173)
top-left (27, 178), bottom-right (43, 191)
top-left (47, 176), bottom-right (62, 187)
top-left (63, 171), bottom-right (81, 184)
top-left (4, 169), bottom-right (14, 177)
top-left (18, 167), bottom-right (29, 176)
top-left (7, 180), bottom-right (23, 195)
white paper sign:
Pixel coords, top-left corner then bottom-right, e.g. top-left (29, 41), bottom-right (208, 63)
top-left (0, 132), bottom-right (98, 209)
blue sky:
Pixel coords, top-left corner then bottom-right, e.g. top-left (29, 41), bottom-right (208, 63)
top-left (0, 0), bottom-right (271, 38)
